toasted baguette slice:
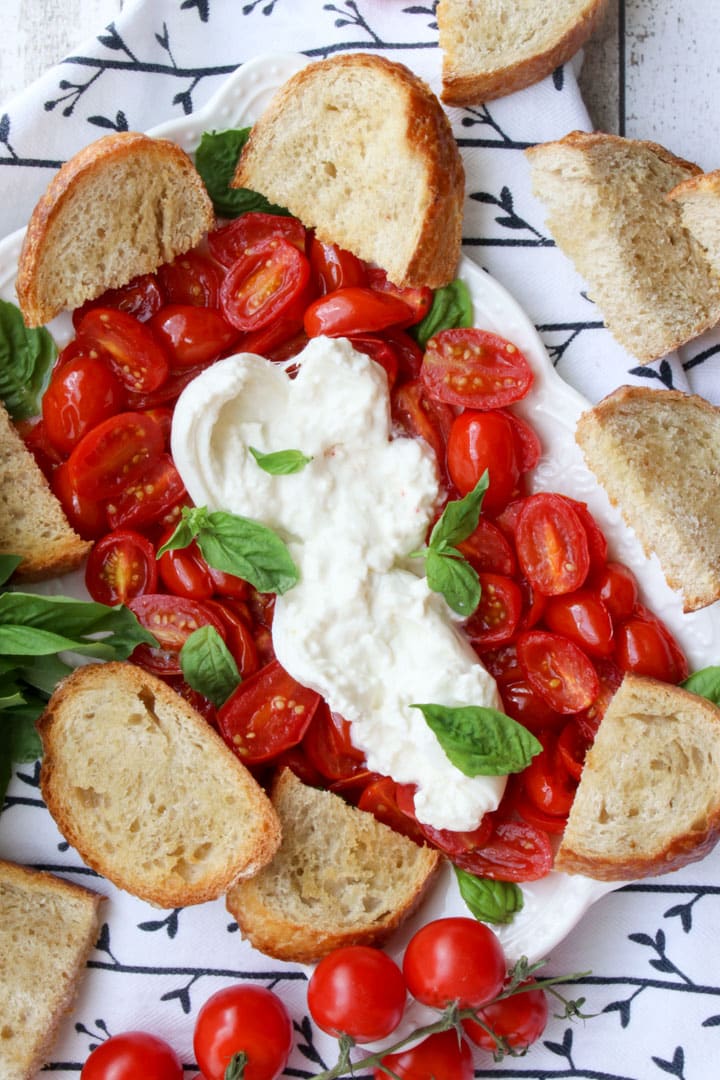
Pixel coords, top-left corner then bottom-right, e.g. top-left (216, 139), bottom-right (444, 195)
top-left (226, 769), bottom-right (442, 963)
top-left (667, 169), bottom-right (720, 276)
top-left (556, 675), bottom-right (720, 880)
top-left (575, 385), bottom-right (720, 612)
top-left (231, 53), bottom-right (464, 289)
top-left (38, 662), bottom-right (281, 907)
top-left (526, 131), bottom-right (720, 362)
top-left (438, 0), bottom-right (609, 105)
top-left (0, 402), bottom-right (91, 579)
top-left (0, 859), bottom-right (104, 1080)
top-left (16, 131), bottom-right (214, 327)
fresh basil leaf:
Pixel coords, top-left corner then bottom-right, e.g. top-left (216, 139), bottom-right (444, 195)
top-left (0, 593), bottom-right (156, 658)
top-left (14, 654), bottom-right (73, 696)
top-left (425, 547), bottom-right (480, 617)
top-left (0, 555), bottom-right (22, 587)
top-left (159, 506), bottom-right (299, 595)
top-left (195, 128), bottom-right (290, 219)
top-left (0, 299), bottom-right (56, 419)
top-left (0, 698), bottom-right (44, 805)
top-left (430, 473), bottom-right (489, 550)
top-left (413, 702), bottom-right (542, 776)
top-left (455, 867), bottom-right (524, 924)
top-left (682, 666), bottom-right (720, 706)
top-left (249, 446), bottom-right (312, 475)
top-left (412, 279), bottom-right (473, 350)
top-left (180, 625), bottom-right (241, 707)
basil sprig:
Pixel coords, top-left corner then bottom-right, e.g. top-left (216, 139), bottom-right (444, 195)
top-left (249, 446), bottom-right (312, 475)
top-left (180, 625), bottom-right (241, 707)
top-left (412, 278), bottom-right (473, 350)
top-left (412, 701), bottom-right (541, 776)
top-left (194, 128), bottom-right (290, 219)
top-left (0, 299), bottom-right (57, 420)
top-left (412, 472), bottom-right (489, 616)
top-left (455, 867), bottom-right (524, 925)
top-left (682, 666), bottom-right (720, 705)
top-left (157, 505), bottom-right (299, 595)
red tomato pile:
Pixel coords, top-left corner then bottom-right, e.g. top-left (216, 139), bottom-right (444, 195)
top-left (24, 210), bottom-right (689, 884)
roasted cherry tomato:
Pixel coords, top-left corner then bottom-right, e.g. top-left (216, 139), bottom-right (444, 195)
top-left (208, 211), bottom-right (307, 268)
top-left (218, 659), bottom-right (321, 763)
top-left (304, 286), bottom-right (414, 338)
top-left (302, 703), bottom-right (366, 781)
top-left (18, 415), bottom-right (63, 477)
top-left (375, 1030), bottom-right (474, 1080)
top-left (391, 377), bottom-right (454, 473)
top-left (422, 328), bottom-right (533, 409)
top-left (207, 599), bottom-right (259, 679)
top-left (517, 629), bottom-right (600, 714)
top-left (561, 496), bottom-right (608, 573)
top-left (366, 266), bottom-right (432, 326)
top-left (126, 364), bottom-right (212, 411)
top-left (42, 354), bottom-right (127, 455)
top-left (592, 561), bottom-right (639, 622)
top-left (463, 979), bottom-right (549, 1054)
top-left (309, 237), bottom-right (368, 293)
top-left (457, 518), bottom-right (517, 576)
top-left (614, 607), bottom-right (688, 683)
top-left (515, 492), bottom-right (590, 596)
top-left (72, 273), bottom-right (164, 328)
top-left (543, 589), bottom-right (614, 657)
top-left (447, 410), bottom-right (520, 513)
top-left (193, 985), bottom-right (293, 1080)
top-left (129, 594), bottom-right (228, 676)
top-left (557, 716), bottom-right (594, 780)
top-left (85, 528), bottom-right (158, 605)
top-left (158, 250), bottom-right (224, 307)
top-left (403, 917), bottom-right (506, 1009)
top-left (76, 307), bottom-right (170, 393)
top-left (148, 304), bottom-right (238, 368)
top-left (308, 945), bottom-right (406, 1043)
top-left (506, 409), bottom-right (543, 471)
top-left (81, 1031), bottom-right (182, 1080)
top-left (397, 784), bottom-right (496, 860)
top-left (158, 534), bottom-right (214, 600)
top-left (499, 677), bottom-right (565, 735)
top-left (220, 236), bottom-right (312, 332)
top-left (51, 460), bottom-right (108, 539)
top-left (463, 572), bottom-right (523, 648)
top-left (65, 411), bottom-right (165, 501)
top-left (357, 775), bottom-right (428, 844)
top-left (521, 731), bottom-right (577, 819)
top-left (502, 775), bottom-right (568, 835)
top-left (348, 334), bottom-right (400, 388)
top-left (105, 453), bottom-right (186, 531)
top-left (451, 815), bottom-right (553, 881)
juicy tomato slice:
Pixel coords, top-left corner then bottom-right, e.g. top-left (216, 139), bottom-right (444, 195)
top-left (66, 410), bottom-right (164, 501)
top-left (463, 572), bottom-right (522, 648)
top-left (158, 250), bottom-right (224, 308)
top-left (515, 492), bottom-right (591, 596)
top-left (42, 354), bottom-right (127, 455)
top-left (520, 731), bottom-right (577, 819)
top-left (422, 328), bottom-right (533, 409)
top-left (357, 776), bottom-right (428, 845)
top-left (309, 236), bottom-right (368, 294)
top-left (129, 594), bottom-right (228, 676)
top-left (76, 307), bottom-right (170, 393)
top-left (543, 588), bottom-right (614, 658)
top-left (391, 378), bottom-right (454, 475)
top-left (614, 607), bottom-right (689, 683)
top-left (517, 629), bottom-right (600, 714)
top-left (447, 409), bottom-right (520, 512)
top-left (51, 460), bottom-right (108, 539)
top-left (452, 814), bottom-right (553, 882)
top-left (105, 453), bottom-right (186, 531)
top-left (220, 236), bottom-right (312, 333)
top-left (591, 560), bottom-right (640, 622)
top-left (457, 518), bottom-right (517, 577)
top-left (366, 266), bottom-right (433, 327)
top-left (304, 286), bottom-right (414, 338)
top-left (302, 702), bottom-right (366, 781)
top-left (85, 528), bottom-right (158, 605)
top-left (148, 304), bottom-right (239, 368)
top-left (71, 273), bottom-right (164, 328)
top-left (208, 211), bottom-right (307, 268)
top-left (217, 659), bottom-right (321, 764)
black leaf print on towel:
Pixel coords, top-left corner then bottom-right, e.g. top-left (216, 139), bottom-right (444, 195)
top-left (652, 1046), bottom-right (686, 1079)
top-left (629, 359), bottom-right (676, 388)
top-left (88, 110), bottom-right (129, 131)
top-left (181, 0), bottom-right (211, 20)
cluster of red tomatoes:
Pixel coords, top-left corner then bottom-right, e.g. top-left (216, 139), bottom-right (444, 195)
top-left (80, 917), bottom-right (549, 1079)
top-left (22, 209), bottom-right (689, 885)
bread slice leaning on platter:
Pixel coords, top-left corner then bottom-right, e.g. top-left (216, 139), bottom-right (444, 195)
top-left (37, 662), bottom-right (281, 908)
top-left (0, 859), bottom-right (104, 1080)
top-left (231, 52), bottom-right (465, 289)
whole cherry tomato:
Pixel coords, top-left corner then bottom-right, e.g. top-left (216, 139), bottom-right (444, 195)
top-left (422, 328), bottom-right (533, 409)
top-left (402, 917), bottom-right (506, 1009)
top-left (463, 980), bottom-right (549, 1054)
top-left (446, 410), bottom-right (520, 513)
top-left (85, 528), bottom-right (158, 605)
top-left (158, 535), bottom-right (215, 599)
top-left (42, 354), bottom-right (127, 455)
top-left (81, 1031), bottom-right (182, 1080)
top-left (308, 945), bottom-right (406, 1043)
top-left (374, 1030), bottom-right (474, 1080)
top-left (193, 985), bottom-right (292, 1080)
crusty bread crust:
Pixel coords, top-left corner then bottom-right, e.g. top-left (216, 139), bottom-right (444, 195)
top-left (0, 859), bottom-right (104, 1080)
top-left (17, 132), bottom-right (214, 327)
top-left (438, 0), bottom-right (609, 105)
top-left (38, 662), bottom-right (281, 907)
top-left (232, 53), bottom-right (464, 289)
top-left (556, 676), bottom-right (720, 880)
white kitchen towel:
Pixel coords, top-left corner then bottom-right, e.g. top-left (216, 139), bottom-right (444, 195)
top-left (1, 3), bottom-right (719, 1079)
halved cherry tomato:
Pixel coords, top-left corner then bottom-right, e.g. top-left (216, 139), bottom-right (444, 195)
top-left (217, 659), bottom-right (321, 764)
top-left (456, 518), bottom-right (517, 576)
top-left (447, 410), bottom-right (520, 513)
top-left (464, 572), bottom-right (522, 648)
top-left (129, 594), bottom-right (228, 676)
top-left (167, 676), bottom-right (219, 728)
top-left (357, 776), bottom-right (428, 844)
top-left (85, 528), bottom-right (158, 605)
top-left (516, 629), bottom-right (600, 714)
top-left (366, 266), bottom-right (432, 327)
top-left (543, 589), bottom-right (614, 657)
top-left (591, 561), bottom-right (639, 622)
top-left (142, 406), bottom-right (173, 448)
top-left (614, 607), bottom-right (688, 683)
top-left (422, 328), bottom-right (533, 409)
top-left (126, 364), bottom-right (212, 411)
top-left (220, 236), bottom-right (312, 332)
top-left (208, 212), bottom-right (307, 268)
top-left (66, 411), bottom-right (164, 501)
top-left (304, 286), bottom-right (413, 338)
top-left (72, 273), bottom-right (164, 328)
top-left (158, 535), bottom-right (214, 600)
top-left (557, 717), bottom-right (593, 780)
top-left (302, 703), bottom-right (366, 781)
top-left (309, 237), bottom-right (368, 294)
top-left (391, 378), bottom-right (454, 474)
top-left (506, 409), bottom-right (543, 471)
top-left (42, 354), bottom-right (127, 455)
top-left (450, 814), bottom-right (553, 881)
top-left (158, 250), bottom-right (223, 308)
top-left (105, 453), bottom-right (186, 531)
top-left (520, 731), bottom-right (576, 819)
top-left (206, 599), bottom-right (259, 679)
top-left (561, 496), bottom-right (608, 573)
top-left (51, 460), bottom-right (108, 539)
top-left (348, 335), bottom-right (400, 388)
top-left (498, 677), bottom-right (565, 734)
top-left (148, 305), bottom-right (238, 368)
top-left (517, 576), bottom-right (547, 631)
top-left (17, 416), bottom-right (64, 478)
top-left (515, 492), bottom-right (590, 596)
top-left (76, 307), bottom-right (170, 393)
top-left (207, 566), bottom-right (249, 600)
top-left (384, 327), bottom-right (424, 382)
top-left (397, 783), bottom-right (495, 859)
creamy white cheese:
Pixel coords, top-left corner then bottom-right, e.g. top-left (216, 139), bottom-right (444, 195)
top-left (171, 336), bottom-right (506, 830)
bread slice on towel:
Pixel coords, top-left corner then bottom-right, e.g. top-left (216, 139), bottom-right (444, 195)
top-left (231, 53), bottom-right (464, 289)
top-left (526, 131), bottom-right (720, 362)
top-left (16, 131), bottom-right (214, 327)
top-left (225, 768), bottom-right (442, 963)
top-left (38, 662), bottom-right (281, 907)
top-left (556, 675), bottom-right (720, 880)
top-left (0, 859), bottom-right (104, 1080)
top-left (575, 384), bottom-right (720, 612)
top-left (437, 0), bottom-right (609, 106)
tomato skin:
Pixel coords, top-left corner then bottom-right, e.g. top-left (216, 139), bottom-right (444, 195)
top-left (85, 528), bottom-right (158, 606)
top-left (447, 410), bottom-right (520, 513)
top-left (220, 235), bottom-right (312, 332)
top-left (206, 600), bottom-right (259, 679)
top-left (397, 785), bottom-right (496, 860)
top-left (515, 493), bottom-right (591, 596)
top-left (366, 266), bottom-right (432, 327)
top-left (77, 307), bottom-right (170, 393)
top-left (149, 304), bottom-right (239, 368)
top-left (66, 411), bottom-right (165, 501)
top-left (307, 945), bottom-right (406, 1043)
top-left (193, 985), bottom-right (293, 1080)
top-left (543, 589), bottom-right (614, 658)
top-left (72, 273), bottom-right (164, 328)
top-left (304, 286), bottom-right (414, 338)
top-left (463, 980), bottom-right (549, 1054)
top-left (218, 659), bottom-right (321, 763)
top-left (422, 328), bottom-right (533, 409)
top-left (309, 236), bottom-right (368, 293)
top-left (374, 1030), bottom-right (474, 1080)
top-left (129, 594), bottom-right (228, 676)
top-left (499, 677), bottom-right (565, 734)
top-left (348, 334), bottom-right (400, 388)
top-left (81, 1031), bottom-right (182, 1080)
top-left (403, 917), bottom-right (506, 1009)
top-left (357, 775), bottom-right (428, 844)
top-left (42, 355), bottom-right (127, 455)
top-left (463, 572), bottom-right (522, 648)
top-left (517, 629), bottom-right (600, 714)
top-left (158, 536), bottom-right (214, 600)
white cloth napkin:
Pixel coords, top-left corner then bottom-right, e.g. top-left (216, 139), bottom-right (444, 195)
top-left (1, 2), bottom-right (719, 1078)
